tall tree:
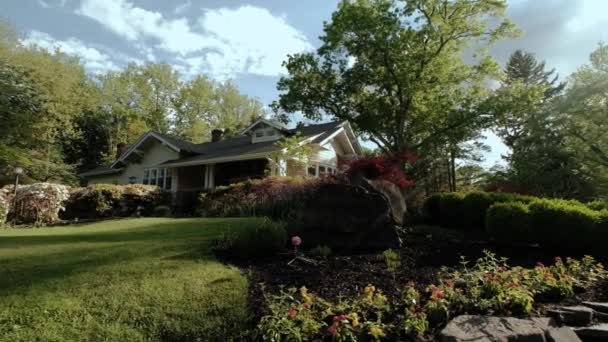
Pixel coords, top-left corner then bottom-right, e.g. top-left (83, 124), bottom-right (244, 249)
top-left (273, 0), bottom-right (517, 156)
top-left (494, 50), bottom-right (566, 148)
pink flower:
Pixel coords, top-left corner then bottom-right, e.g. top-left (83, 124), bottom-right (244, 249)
top-left (291, 236), bottom-right (302, 246)
top-left (536, 262), bottom-right (545, 268)
top-left (406, 281), bottom-right (416, 287)
top-left (288, 308), bottom-right (298, 318)
top-left (332, 315), bottom-right (348, 322)
top-left (327, 326), bottom-right (338, 335)
top-left (554, 256), bottom-right (562, 264)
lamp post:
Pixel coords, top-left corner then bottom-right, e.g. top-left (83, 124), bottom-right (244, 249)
top-left (13, 167), bottom-right (23, 197)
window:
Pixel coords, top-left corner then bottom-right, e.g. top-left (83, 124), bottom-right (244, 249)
top-left (255, 131), bottom-right (264, 137)
top-left (307, 164), bottom-right (337, 178)
top-left (318, 166), bottom-right (326, 175)
top-left (143, 168), bottom-right (172, 190)
top-left (143, 170), bottom-right (150, 185)
top-left (307, 166), bottom-right (316, 176)
top-left (128, 176), bottom-right (137, 184)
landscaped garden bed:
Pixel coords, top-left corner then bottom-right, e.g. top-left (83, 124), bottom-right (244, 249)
top-left (217, 225), bottom-right (608, 341)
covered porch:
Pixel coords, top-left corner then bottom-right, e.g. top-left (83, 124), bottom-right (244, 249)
top-left (171, 158), bottom-right (269, 211)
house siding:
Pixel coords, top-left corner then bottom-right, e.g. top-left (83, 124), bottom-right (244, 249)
top-left (86, 140), bottom-right (180, 186)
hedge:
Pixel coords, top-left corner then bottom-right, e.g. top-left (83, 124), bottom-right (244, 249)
top-left (425, 191), bottom-right (608, 251)
top-left (486, 199), bottom-right (607, 251)
top-left (62, 184), bottom-right (170, 220)
top-left (197, 176), bottom-right (330, 220)
top-left (424, 191), bottom-right (533, 231)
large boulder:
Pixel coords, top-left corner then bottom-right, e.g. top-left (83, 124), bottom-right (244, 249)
top-left (548, 306), bottom-right (594, 326)
top-left (440, 315), bottom-right (547, 342)
top-left (288, 183), bottom-right (400, 251)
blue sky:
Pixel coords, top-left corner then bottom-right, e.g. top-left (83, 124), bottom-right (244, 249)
top-left (3, 0), bottom-right (608, 166)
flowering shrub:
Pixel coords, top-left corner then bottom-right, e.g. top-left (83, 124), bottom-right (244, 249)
top-left (345, 152), bottom-right (416, 188)
top-left (257, 252), bottom-right (606, 340)
top-left (258, 285), bottom-right (393, 342)
top-left (8, 183), bottom-right (70, 225)
top-left (0, 191), bottom-right (10, 225)
top-left (198, 176), bottom-right (334, 219)
top-left (62, 184), bottom-right (170, 219)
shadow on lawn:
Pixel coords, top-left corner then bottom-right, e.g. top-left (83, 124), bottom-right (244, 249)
top-left (0, 219), bottom-right (235, 294)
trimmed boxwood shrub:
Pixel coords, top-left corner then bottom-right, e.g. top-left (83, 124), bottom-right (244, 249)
top-left (486, 202), bottom-right (532, 243)
top-left (422, 193), bottom-right (441, 224)
top-left (211, 218), bottom-right (287, 259)
top-left (438, 192), bottom-right (465, 229)
top-left (528, 199), bottom-right (600, 249)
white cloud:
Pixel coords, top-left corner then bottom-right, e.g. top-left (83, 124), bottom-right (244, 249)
top-left (37, 0), bottom-right (67, 8)
top-left (22, 30), bottom-right (119, 73)
top-left (198, 6), bottom-right (313, 78)
top-left (75, 0), bottom-right (313, 79)
top-left (76, 0), bottom-right (217, 54)
top-left (174, 1), bottom-right (191, 15)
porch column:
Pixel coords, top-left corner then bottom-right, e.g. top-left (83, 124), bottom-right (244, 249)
top-left (278, 159), bottom-right (287, 177)
top-left (204, 164), bottom-right (215, 189)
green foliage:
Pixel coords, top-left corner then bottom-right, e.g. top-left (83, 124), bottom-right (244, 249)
top-left (0, 217), bottom-right (253, 341)
top-left (528, 199), bottom-right (600, 248)
top-left (153, 205), bottom-right (172, 218)
top-left (485, 202), bottom-right (532, 243)
top-left (309, 245), bottom-right (332, 259)
top-left (268, 132), bottom-right (313, 175)
top-left (380, 249), bottom-right (401, 274)
top-left (62, 184), bottom-right (170, 220)
top-left (587, 200), bottom-right (608, 211)
top-left (425, 191), bottom-right (533, 231)
top-left (212, 218), bottom-right (287, 260)
top-left (257, 252), bottom-right (607, 340)
top-left (273, 0), bottom-right (517, 156)
top-left (437, 193), bottom-right (465, 228)
top-left (198, 176), bottom-right (327, 220)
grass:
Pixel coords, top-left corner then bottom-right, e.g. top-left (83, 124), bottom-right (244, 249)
top-left (0, 217), bottom-right (262, 342)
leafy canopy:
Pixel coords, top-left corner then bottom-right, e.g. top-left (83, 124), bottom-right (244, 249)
top-left (273, 0), bottom-right (518, 153)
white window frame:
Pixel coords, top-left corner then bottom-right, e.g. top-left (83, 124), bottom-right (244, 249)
top-left (306, 163), bottom-right (337, 177)
top-left (143, 167), bottom-right (172, 190)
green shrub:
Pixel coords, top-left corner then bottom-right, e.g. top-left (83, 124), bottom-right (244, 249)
top-left (212, 218), bottom-right (287, 260)
top-left (62, 184), bottom-right (170, 220)
top-left (461, 191), bottom-right (494, 230)
top-left (486, 202), bottom-right (533, 243)
top-left (153, 205), bottom-right (172, 217)
top-left (422, 193), bottom-right (442, 224)
top-left (587, 200), bottom-right (608, 211)
top-left (309, 245), bottom-right (332, 258)
top-left (438, 193), bottom-right (465, 228)
top-left (528, 199), bottom-right (600, 249)
top-left (198, 176), bottom-right (329, 219)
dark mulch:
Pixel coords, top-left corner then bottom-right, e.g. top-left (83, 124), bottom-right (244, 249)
top-left (224, 225), bottom-right (608, 337)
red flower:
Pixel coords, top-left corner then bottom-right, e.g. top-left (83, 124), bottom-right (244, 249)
top-left (443, 281), bottom-right (454, 288)
top-left (327, 326), bottom-right (338, 335)
top-left (498, 266), bottom-right (508, 273)
top-left (506, 281), bottom-right (520, 288)
top-left (302, 303), bottom-right (311, 309)
top-left (332, 315), bottom-right (348, 323)
top-left (288, 308), bottom-right (298, 318)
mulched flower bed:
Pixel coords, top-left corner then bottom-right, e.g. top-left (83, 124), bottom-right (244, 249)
top-left (223, 225), bottom-right (608, 338)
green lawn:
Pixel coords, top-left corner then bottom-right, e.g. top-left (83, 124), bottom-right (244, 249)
top-left (0, 218), bottom-right (258, 342)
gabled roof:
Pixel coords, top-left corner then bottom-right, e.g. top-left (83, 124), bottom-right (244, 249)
top-left (81, 120), bottom-right (354, 176)
top-left (240, 118), bottom-right (289, 134)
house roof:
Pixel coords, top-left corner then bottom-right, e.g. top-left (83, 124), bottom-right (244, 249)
top-left (81, 120), bottom-right (350, 176)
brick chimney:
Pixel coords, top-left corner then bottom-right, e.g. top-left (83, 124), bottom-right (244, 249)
top-left (116, 143), bottom-right (128, 160)
top-left (211, 129), bottom-right (224, 142)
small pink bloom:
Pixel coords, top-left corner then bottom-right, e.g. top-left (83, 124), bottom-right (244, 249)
top-left (288, 308), bottom-right (298, 318)
top-left (327, 326), bottom-right (338, 335)
top-left (554, 256), bottom-right (562, 263)
top-left (536, 262), bottom-right (545, 268)
top-left (291, 236), bottom-right (302, 246)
